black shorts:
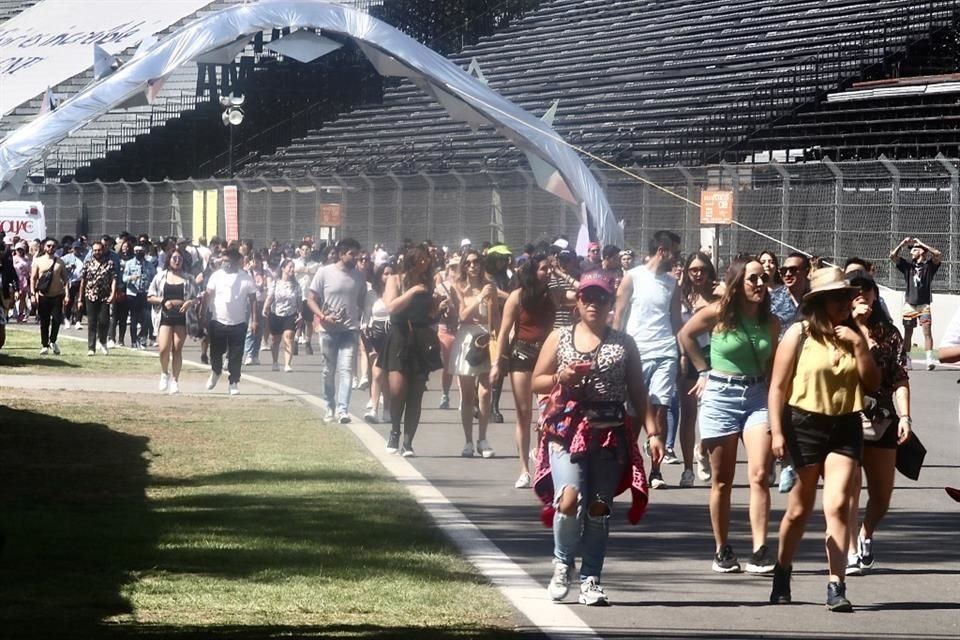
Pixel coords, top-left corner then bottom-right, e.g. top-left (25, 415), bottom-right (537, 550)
top-left (864, 417), bottom-right (899, 449)
top-left (684, 347), bottom-right (711, 382)
top-left (509, 338), bottom-right (544, 372)
top-left (269, 313), bottom-right (297, 335)
top-left (160, 312), bottom-right (186, 328)
top-left (784, 406), bottom-right (862, 468)
top-left (300, 300), bottom-right (314, 324)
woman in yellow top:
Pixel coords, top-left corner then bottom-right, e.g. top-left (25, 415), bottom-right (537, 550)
top-left (768, 268), bottom-right (880, 612)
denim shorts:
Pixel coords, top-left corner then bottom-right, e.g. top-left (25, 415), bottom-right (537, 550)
top-left (642, 356), bottom-right (678, 407)
top-left (698, 374), bottom-right (769, 440)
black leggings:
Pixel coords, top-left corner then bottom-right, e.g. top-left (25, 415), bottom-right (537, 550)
top-left (110, 297), bottom-right (130, 343)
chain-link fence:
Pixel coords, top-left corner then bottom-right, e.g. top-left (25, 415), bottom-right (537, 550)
top-left (20, 158), bottom-right (960, 292)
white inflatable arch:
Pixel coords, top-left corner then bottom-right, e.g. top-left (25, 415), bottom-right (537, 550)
top-left (0, 0), bottom-right (622, 245)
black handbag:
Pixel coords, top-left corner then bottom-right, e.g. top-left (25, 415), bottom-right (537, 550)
top-left (465, 331), bottom-right (492, 367)
top-left (36, 265), bottom-right (54, 294)
top-left (895, 433), bottom-right (926, 481)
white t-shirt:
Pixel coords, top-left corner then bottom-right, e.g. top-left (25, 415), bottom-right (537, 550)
top-left (206, 268), bottom-right (256, 326)
top-left (624, 264), bottom-right (679, 359)
top-left (940, 307), bottom-right (960, 349)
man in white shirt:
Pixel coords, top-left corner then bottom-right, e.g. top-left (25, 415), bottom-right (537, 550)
top-left (614, 230), bottom-right (680, 488)
top-left (205, 248), bottom-right (257, 395)
top-left (308, 238), bottom-right (366, 423)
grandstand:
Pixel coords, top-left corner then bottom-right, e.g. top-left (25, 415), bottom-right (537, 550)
top-left (244, 0), bottom-right (960, 178)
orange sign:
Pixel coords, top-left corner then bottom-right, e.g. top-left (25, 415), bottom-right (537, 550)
top-left (700, 190), bottom-right (733, 225)
top-left (320, 202), bottom-right (342, 227)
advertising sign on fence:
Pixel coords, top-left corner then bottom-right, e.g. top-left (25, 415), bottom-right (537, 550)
top-left (320, 202), bottom-right (342, 227)
top-left (700, 190), bottom-right (734, 225)
top-left (224, 185), bottom-right (239, 242)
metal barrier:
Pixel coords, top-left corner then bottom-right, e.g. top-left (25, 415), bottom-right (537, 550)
top-left (20, 158), bottom-right (960, 292)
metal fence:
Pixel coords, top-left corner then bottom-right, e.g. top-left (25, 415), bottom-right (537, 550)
top-left (20, 158), bottom-right (960, 292)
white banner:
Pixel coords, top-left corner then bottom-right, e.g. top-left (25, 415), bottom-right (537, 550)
top-left (0, 0), bottom-right (213, 117)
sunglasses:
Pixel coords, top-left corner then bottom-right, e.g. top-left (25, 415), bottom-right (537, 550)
top-left (745, 273), bottom-right (770, 286)
top-left (44, 244), bottom-right (55, 249)
top-left (779, 266), bottom-right (802, 276)
top-left (465, 259), bottom-right (479, 266)
top-left (578, 290), bottom-right (612, 306)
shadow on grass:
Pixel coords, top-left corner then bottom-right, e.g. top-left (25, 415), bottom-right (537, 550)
top-left (80, 624), bottom-right (529, 639)
top-left (0, 352), bottom-right (81, 368)
top-left (0, 404), bottom-right (153, 637)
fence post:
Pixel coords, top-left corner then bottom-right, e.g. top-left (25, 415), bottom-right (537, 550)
top-left (676, 165), bottom-right (697, 253)
top-left (360, 175), bottom-right (375, 248)
top-left (522, 169), bottom-right (534, 245)
top-left (879, 156), bottom-right (901, 289)
top-left (124, 181), bottom-right (133, 233)
top-left (824, 158), bottom-right (843, 264)
top-left (452, 172), bottom-right (466, 245)
top-left (769, 160), bottom-right (791, 255)
top-left (421, 171), bottom-right (435, 241)
top-left (388, 172), bottom-right (402, 248)
top-left (936, 154), bottom-right (958, 292)
top-left (284, 177), bottom-right (298, 244)
top-left (721, 161), bottom-right (740, 258)
top-left (97, 180), bottom-right (108, 237)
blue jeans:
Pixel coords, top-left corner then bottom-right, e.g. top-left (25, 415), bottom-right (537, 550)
top-left (319, 330), bottom-right (358, 416)
top-left (244, 324), bottom-right (262, 359)
top-left (550, 438), bottom-right (627, 580)
top-left (665, 390), bottom-right (680, 450)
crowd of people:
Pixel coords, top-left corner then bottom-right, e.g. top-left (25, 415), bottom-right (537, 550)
top-left (0, 226), bottom-right (945, 612)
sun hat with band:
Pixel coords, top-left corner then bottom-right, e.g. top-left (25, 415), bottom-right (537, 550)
top-left (577, 270), bottom-right (615, 295)
top-left (803, 267), bottom-right (858, 300)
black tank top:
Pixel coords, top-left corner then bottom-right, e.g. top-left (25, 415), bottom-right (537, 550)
top-left (391, 289), bottom-right (433, 327)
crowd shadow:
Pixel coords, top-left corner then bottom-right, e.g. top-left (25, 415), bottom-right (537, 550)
top-left (0, 352), bottom-right (81, 369)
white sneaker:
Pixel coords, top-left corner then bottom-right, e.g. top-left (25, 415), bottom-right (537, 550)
top-left (51, 342), bottom-right (60, 355)
top-left (39, 346), bottom-right (49, 355)
top-left (514, 472), bottom-right (532, 489)
top-left (284, 364), bottom-right (293, 373)
top-left (159, 373), bottom-right (170, 392)
top-left (578, 576), bottom-right (610, 606)
top-left (695, 445), bottom-right (712, 482)
top-left (271, 362), bottom-right (280, 372)
top-left (168, 380), bottom-right (180, 395)
top-left (477, 439), bottom-right (495, 458)
top-left (206, 372), bottom-right (220, 390)
top-left (243, 356), bottom-right (254, 366)
top-left (98, 342), bottom-right (109, 355)
top-left (926, 358), bottom-right (936, 371)
top-left (259, 343), bottom-right (269, 352)
top-left (228, 382), bottom-right (239, 396)
top-left (679, 469), bottom-right (695, 487)
top-left (75, 322), bottom-right (83, 331)
top-left (107, 339), bottom-right (116, 349)
top-left (87, 349), bottom-right (95, 356)
top-left (363, 410), bottom-right (379, 423)
top-left (547, 559), bottom-right (572, 601)
top-left (461, 442), bottom-right (475, 458)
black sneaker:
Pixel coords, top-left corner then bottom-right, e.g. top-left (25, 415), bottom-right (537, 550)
top-left (711, 544), bottom-right (741, 573)
top-left (386, 431), bottom-right (400, 454)
top-left (200, 353), bottom-right (209, 365)
top-left (858, 536), bottom-right (875, 572)
top-left (745, 544), bottom-right (776, 574)
top-left (826, 581), bottom-right (853, 612)
top-left (770, 563), bottom-right (792, 604)
top-left (491, 409), bottom-right (504, 423)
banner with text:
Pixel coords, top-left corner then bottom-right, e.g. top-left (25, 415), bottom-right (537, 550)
top-left (0, 0), bottom-right (212, 117)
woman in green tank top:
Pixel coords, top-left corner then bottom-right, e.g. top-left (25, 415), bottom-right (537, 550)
top-left (678, 257), bottom-right (781, 575)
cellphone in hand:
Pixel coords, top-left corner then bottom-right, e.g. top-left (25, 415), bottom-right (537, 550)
top-left (572, 362), bottom-right (593, 375)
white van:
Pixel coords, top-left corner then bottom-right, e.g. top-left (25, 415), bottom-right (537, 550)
top-left (0, 200), bottom-right (47, 243)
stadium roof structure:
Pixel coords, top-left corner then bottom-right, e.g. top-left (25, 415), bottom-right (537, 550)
top-left (0, 0), bottom-right (621, 245)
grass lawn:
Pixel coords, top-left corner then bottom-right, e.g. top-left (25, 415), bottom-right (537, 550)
top-left (0, 389), bottom-right (520, 639)
top-left (1, 326), bottom-right (159, 374)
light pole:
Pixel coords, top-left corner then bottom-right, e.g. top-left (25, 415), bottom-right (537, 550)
top-left (220, 93), bottom-right (245, 178)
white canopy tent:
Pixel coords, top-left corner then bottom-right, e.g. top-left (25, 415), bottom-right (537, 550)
top-left (0, 0), bottom-right (622, 245)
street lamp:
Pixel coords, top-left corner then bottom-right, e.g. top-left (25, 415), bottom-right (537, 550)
top-left (220, 93), bottom-right (245, 178)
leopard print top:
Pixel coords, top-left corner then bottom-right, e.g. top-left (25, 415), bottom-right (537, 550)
top-left (556, 325), bottom-right (631, 403)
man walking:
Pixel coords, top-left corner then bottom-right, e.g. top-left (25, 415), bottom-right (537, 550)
top-left (891, 236), bottom-right (942, 370)
top-left (79, 241), bottom-right (117, 356)
top-left (614, 230), bottom-right (677, 488)
top-left (30, 237), bottom-right (69, 355)
top-left (206, 247), bottom-right (257, 395)
top-left (122, 244), bottom-right (156, 349)
top-left (307, 238), bottom-right (366, 423)
top-left (769, 252), bottom-right (811, 339)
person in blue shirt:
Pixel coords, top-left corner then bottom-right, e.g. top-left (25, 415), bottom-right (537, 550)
top-left (122, 245), bottom-right (157, 349)
top-left (768, 252), bottom-right (810, 339)
top-left (61, 242), bottom-right (86, 329)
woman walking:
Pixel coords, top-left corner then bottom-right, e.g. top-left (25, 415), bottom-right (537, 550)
top-left (109, 239), bottom-right (134, 347)
top-left (677, 251), bottom-right (720, 485)
top-left (448, 249), bottom-right (499, 458)
top-left (532, 270), bottom-right (660, 606)
top-left (843, 266), bottom-right (912, 575)
top-left (362, 261), bottom-right (394, 422)
top-left (379, 245), bottom-right (444, 456)
top-left (262, 258), bottom-right (301, 372)
top-left (768, 267), bottom-right (880, 611)
top-left (492, 252), bottom-right (555, 489)
top-left (148, 249), bottom-right (200, 395)
top-left (435, 255), bottom-right (460, 410)
top-left (678, 257), bottom-right (779, 574)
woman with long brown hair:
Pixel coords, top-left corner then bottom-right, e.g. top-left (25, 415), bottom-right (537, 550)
top-left (147, 248), bottom-right (200, 395)
top-left (678, 256), bottom-right (780, 575)
top-left (448, 248), bottom-right (499, 458)
top-left (379, 244), bottom-right (444, 456)
top-left (768, 267), bottom-right (880, 611)
top-left (492, 252), bottom-right (554, 488)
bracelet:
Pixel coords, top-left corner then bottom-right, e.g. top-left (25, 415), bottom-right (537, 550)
top-left (647, 433), bottom-right (663, 439)
top-left (900, 415), bottom-right (912, 425)
top-left (697, 368), bottom-right (710, 375)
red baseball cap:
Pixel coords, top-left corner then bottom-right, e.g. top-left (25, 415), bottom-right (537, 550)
top-left (577, 270), bottom-right (615, 294)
